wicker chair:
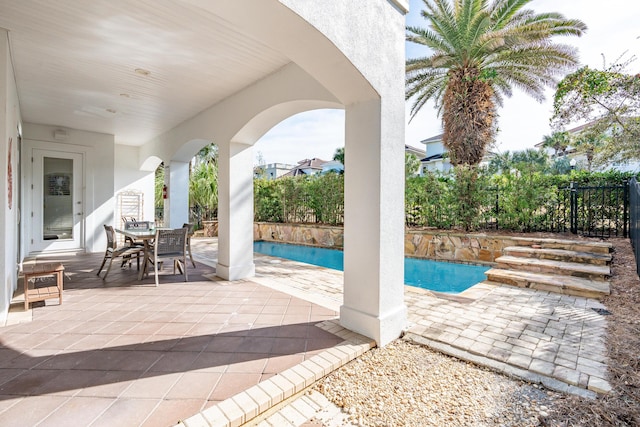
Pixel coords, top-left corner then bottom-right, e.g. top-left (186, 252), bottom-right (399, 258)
top-left (123, 220), bottom-right (150, 248)
top-left (97, 225), bottom-right (145, 279)
top-left (148, 228), bottom-right (188, 286)
top-left (182, 223), bottom-right (197, 268)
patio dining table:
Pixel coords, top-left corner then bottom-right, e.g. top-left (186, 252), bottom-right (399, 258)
top-left (115, 227), bottom-right (159, 280)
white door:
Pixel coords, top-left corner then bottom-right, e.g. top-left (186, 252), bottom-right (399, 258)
top-left (30, 149), bottom-right (84, 252)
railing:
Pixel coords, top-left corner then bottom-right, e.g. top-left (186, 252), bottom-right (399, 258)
top-left (569, 182), bottom-right (628, 238)
top-left (630, 178), bottom-right (640, 275)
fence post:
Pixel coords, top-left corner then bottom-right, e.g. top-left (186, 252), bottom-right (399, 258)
top-left (570, 181), bottom-right (577, 234)
top-left (624, 180), bottom-right (629, 238)
top-left (495, 189), bottom-right (499, 230)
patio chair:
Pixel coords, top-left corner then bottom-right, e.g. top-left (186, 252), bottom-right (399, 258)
top-left (97, 225), bottom-right (145, 279)
top-left (182, 223), bottom-right (197, 268)
top-left (123, 220), bottom-right (151, 248)
top-left (148, 227), bottom-right (188, 286)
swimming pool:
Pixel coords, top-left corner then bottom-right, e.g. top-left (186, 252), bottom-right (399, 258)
top-left (254, 241), bottom-right (489, 294)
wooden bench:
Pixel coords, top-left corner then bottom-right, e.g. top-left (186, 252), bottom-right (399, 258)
top-left (22, 262), bottom-right (64, 310)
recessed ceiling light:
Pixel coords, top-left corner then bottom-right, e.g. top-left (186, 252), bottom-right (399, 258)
top-left (134, 68), bottom-right (151, 76)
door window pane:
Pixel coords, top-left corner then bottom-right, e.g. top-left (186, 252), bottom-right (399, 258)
top-left (43, 157), bottom-right (73, 240)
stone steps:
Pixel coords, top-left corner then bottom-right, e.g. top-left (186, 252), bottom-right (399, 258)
top-left (496, 255), bottom-right (611, 282)
top-left (486, 237), bottom-right (612, 298)
top-left (507, 237), bottom-right (612, 255)
top-left (503, 246), bottom-right (612, 266)
top-left (485, 268), bottom-right (610, 299)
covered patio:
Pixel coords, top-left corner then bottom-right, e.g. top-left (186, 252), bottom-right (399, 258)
top-left (0, 246), bottom-right (372, 426)
top-left (0, 0), bottom-right (409, 347)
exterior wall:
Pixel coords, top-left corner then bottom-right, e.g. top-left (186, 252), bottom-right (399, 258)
top-left (0, 31), bottom-right (22, 324)
top-left (253, 223), bottom-right (512, 265)
top-left (427, 141), bottom-right (445, 156)
top-left (22, 123), bottom-right (115, 254)
top-left (261, 163), bottom-right (295, 180)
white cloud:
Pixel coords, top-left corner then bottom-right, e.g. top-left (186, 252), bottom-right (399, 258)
top-left (254, 109), bottom-right (345, 165)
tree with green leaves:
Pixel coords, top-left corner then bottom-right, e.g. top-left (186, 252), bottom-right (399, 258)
top-left (406, 0), bottom-right (586, 167)
top-left (405, 152), bottom-right (422, 177)
top-left (552, 60), bottom-right (640, 166)
top-left (333, 147), bottom-right (345, 165)
top-left (189, 161), bottom-right (218, 222)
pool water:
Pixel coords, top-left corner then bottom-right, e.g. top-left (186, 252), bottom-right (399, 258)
top-left (254, 241), bottom-right (489, 294)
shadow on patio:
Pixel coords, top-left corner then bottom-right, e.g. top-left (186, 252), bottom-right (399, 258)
top-left (0, 250), bottom-right (352, 426)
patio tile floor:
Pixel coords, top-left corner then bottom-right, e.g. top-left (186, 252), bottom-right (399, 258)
top-left (0, 249), bottom-right (363, 427)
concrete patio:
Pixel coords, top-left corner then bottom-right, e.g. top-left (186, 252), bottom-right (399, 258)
top-left (0, 237), bottom-right (611, 426)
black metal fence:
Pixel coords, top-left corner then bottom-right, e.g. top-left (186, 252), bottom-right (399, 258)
top-left (630, 178), bottom-right (640, 275)
top-left (405, 181), bottom-right (629, 237)
top-left (569, 182), bottom-right (629, 238)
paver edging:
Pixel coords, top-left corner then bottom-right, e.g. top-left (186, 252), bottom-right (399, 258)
top-left (175, 322), bottom-right (375, 427)
top-left (403, 332), bottom-right (600, 400)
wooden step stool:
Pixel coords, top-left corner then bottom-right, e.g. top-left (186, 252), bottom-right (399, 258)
top-left (22, 262), bottom-right (64, 310)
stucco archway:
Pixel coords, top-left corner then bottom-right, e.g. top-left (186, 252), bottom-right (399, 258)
top-left (136, 3), bottom-right (407, 346)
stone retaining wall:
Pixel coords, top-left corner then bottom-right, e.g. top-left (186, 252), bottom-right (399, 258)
top-left (202, 220), bottom-right (218, 237)
top-left (254, 222), bottom-right (344, 248)
top-left (253, 223), bottom-right (523, 265)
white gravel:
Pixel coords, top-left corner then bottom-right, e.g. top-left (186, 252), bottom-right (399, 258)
top-left (313, 340), bottom-right (559, 427)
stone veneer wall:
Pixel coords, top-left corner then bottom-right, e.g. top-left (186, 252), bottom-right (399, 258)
top-left (202, 220), bottom-right (219, 237)
top-left (254, 222), bottom-right (344, 248)
top-left (253, 223), bottom-right (521, 265)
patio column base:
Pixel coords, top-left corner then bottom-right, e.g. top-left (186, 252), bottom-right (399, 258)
top-left (215, 262), bottom-right (255, 281)
top-left (339, 303), bottom-right (407, 347)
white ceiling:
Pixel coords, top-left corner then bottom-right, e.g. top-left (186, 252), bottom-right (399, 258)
top-left (0, 0), bottom-right (291, 145)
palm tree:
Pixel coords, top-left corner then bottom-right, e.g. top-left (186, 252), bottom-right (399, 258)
top-left (573, 130), bottom-right (607, 172)
top-left (541, 131), bottom-right (570, 157)
top-left (406, 0), bottom-right (586, 166)
top-left (333, 147), bottom-right (345, 165)
top-left (487, 150), bottom-right (513, 174)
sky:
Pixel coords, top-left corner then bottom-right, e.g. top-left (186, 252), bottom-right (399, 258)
top-left (253, 0), bottom-right (640, 166)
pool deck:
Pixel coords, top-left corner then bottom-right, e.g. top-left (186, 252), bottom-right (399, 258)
top-left (1, 237), bottom-right (610, 426)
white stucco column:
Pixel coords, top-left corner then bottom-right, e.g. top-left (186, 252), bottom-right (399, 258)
top-left (216, 141), bottom-right (255, 280)
top-left (341, 98), bottom-right (407, 346)
top-left (164, 161), bottom-right (190, 228)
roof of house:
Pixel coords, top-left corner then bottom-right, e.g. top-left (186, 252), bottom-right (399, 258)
top-left (419, 133), bottom-right (444, 145)
top-left (280, 158), bottom-right (328, 177)
top-left (420, 153), bottom-right (445, 162)
top-left (405, 144), bottom-right (426, 158)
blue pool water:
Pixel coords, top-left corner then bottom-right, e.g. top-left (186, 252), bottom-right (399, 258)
top-left (254, 241), bottom-right (489, 294)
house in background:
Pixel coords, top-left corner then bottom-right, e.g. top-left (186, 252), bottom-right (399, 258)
top-left (535, 123), bottom-right (640, 172)
top-left (281, 158), bottom-right (328, 177)
top-left (405, 144), bottom-right (426, 159)
top-left (418, 133), bottom-right (496, 174)
top-left (419, 133), bottom-right (451, 174)
top-left (321, 159), bottom-right (344, 174)
top-left (255, 162), bottom-right (296, 180)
